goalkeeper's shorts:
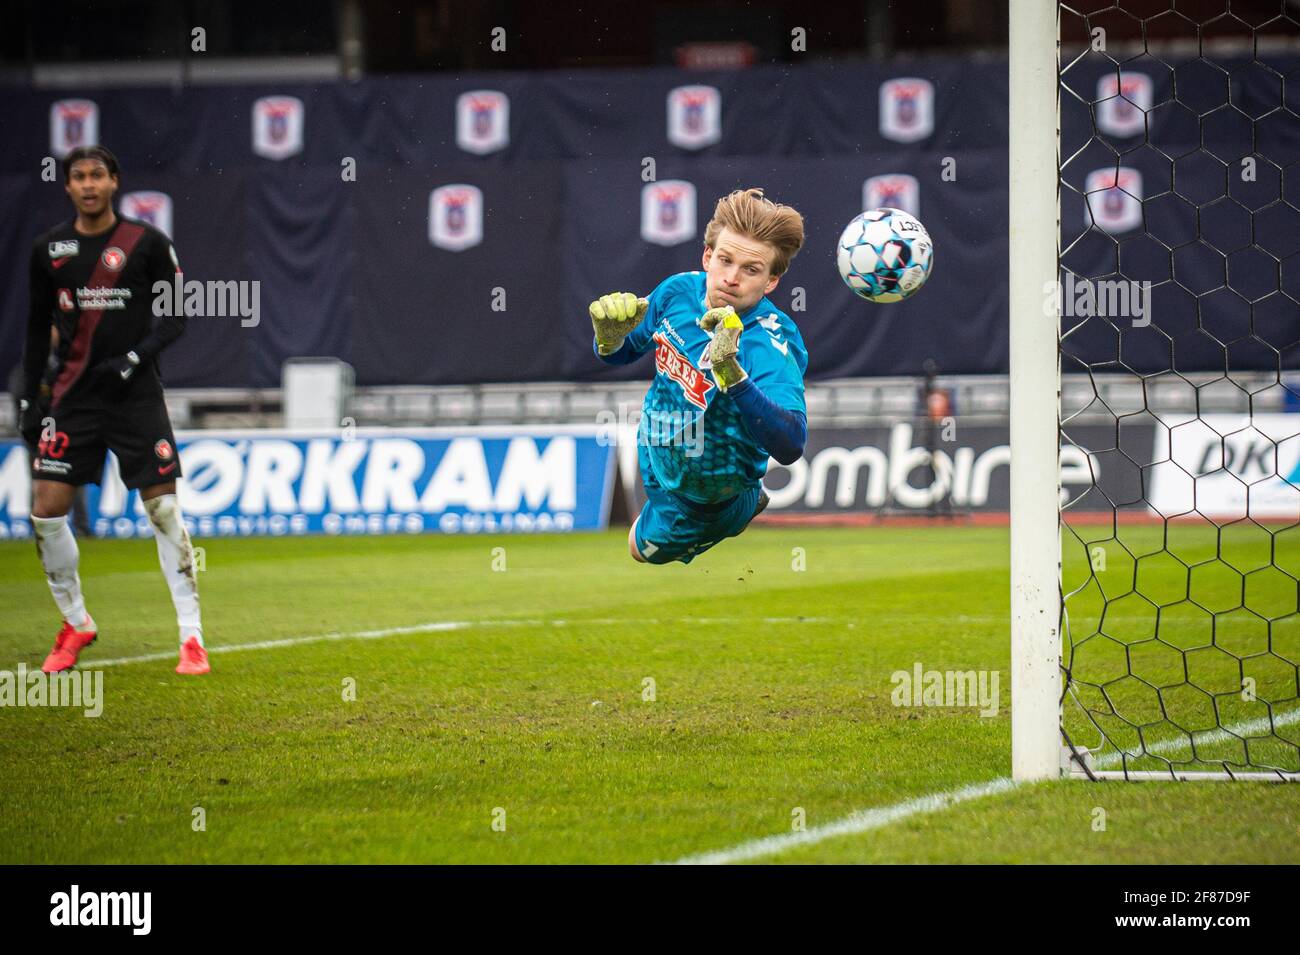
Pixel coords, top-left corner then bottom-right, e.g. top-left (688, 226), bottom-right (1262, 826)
top-left (633, 478), bottom-right (765, 565)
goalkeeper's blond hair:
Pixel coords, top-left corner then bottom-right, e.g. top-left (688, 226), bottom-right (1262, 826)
top-left (703, 187), bottom-right (805, 277)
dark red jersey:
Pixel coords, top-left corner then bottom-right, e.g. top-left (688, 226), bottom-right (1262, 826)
top-left (25, 215), bottom-right (184, 410)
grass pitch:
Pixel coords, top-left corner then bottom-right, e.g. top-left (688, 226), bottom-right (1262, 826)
top-left (0, 525), bottom-right (1296, 864)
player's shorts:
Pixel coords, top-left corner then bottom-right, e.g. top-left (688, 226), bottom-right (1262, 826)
top-left (28, 397), bottom-right (182, 490)
top-left (633, 478), bottom-right (765, 565)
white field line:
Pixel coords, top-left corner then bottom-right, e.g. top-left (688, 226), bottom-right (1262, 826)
top-left (667, 777), bottom-right (1022, 865)
top-left (33, 610), bottom-right (1248, 670)
top-left (85, 621), bottom-right (475, 668)
top-left (1090, 705), bottom-right (1300, 769)
top-left (668, 707), bottom-right (1300, 865)
top-left (41, 616), bottom-right (840, 669)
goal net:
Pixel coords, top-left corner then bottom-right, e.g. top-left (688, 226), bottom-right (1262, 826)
top-left (1011, 0), bottom-right (1300, 781)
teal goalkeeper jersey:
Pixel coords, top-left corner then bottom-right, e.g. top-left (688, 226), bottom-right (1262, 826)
top-left (619, 271), bottom-right (808, 504)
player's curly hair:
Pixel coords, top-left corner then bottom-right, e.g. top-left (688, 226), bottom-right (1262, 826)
top-left (703, 187), bottom-right (805, 277)
top-left (62, 145), bottom-right (120, 183)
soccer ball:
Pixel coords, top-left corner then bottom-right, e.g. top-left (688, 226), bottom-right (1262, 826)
top-left (836, 208), bottom-right (934, 303)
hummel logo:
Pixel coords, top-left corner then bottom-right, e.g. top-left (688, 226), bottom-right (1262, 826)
top-left (757, 314), bottom-right (788, 354)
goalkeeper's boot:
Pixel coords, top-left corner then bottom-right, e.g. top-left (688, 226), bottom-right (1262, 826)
top-left (41, 616), bottom-right (98, 673)
top-left (176, 635), bottom-right (210, 675)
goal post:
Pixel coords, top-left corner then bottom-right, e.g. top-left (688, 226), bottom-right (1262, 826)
top-left (1008, 0), bottom-right (1063, 782)
top-left (1011, 1), bottom-right (1300, 782)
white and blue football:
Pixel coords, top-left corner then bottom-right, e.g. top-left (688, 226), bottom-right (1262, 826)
top-left (836, 208), bottom-right (934, 303)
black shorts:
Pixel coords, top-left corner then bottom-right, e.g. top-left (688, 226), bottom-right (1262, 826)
top-left (28, 397), bottom-right (182, 490)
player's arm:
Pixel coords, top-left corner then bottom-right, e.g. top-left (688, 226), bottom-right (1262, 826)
top-left (19, 244), bottom-right (55, 442)
top-left (95, 235), bottom-right (186, 383)
top-left (700, 306), bottom-right (807, 465)
top-left (589, 292), bottom-right (652, 364)
top-left (726, 379), bottom-right (807, 465)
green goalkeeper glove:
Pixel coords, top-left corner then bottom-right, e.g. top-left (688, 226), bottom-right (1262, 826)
top-left (699, 306), bottom-right (748, 391)
top-left (590, 292), bottom-right (649, 356)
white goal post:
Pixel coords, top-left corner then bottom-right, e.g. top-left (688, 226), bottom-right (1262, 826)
top-left (1008, 0), bottom-right (1062, 782)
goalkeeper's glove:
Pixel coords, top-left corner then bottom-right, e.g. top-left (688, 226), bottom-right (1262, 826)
top-left (93, 350), bottom-right (142, 384)
top-left (589, 292), bottom-right (648, 356)
top-left (699, 306), bottom-right (748, 391)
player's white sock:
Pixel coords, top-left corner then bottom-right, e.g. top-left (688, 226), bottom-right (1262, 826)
top-left (31, 514), bottom-right (93, 630)
top-left (143, 494), bottom-right (203, 647)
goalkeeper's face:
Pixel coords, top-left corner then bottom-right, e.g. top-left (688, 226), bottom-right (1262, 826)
top-left (702, 228), bottom-right (781, 313)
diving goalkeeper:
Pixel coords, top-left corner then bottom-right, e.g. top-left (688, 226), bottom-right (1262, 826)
top-left (591, 187), bottom-right (808, 564)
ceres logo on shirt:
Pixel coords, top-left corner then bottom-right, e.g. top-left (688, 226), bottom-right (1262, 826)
top-left (652, 331), bottom-right (714, 409)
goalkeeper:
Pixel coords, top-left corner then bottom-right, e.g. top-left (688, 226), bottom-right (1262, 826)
top-left (591, 187), bottom-right (808, 564)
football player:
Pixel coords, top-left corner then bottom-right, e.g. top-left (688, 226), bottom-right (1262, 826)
top-left (20, 145), bottom-right (208, 674)
top-left (591, 188), bottom-right (808, 564)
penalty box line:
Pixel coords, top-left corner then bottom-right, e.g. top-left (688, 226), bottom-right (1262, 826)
top-left (668, 707), bottom-right (1300, 865)
top-left (58, 616), bottom-right (838, 669)
top-left (87, 621), bottom-right (476, 667)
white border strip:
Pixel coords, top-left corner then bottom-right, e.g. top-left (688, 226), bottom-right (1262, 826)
top-left (172, 424), bottom-right (608, 441)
